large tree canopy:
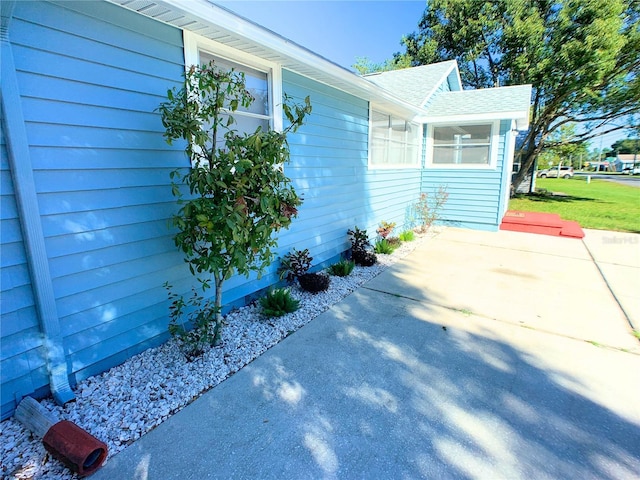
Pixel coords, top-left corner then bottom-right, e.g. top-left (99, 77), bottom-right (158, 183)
top-left (611, 138), bottom-right (640, 155)
top-left (393, 0), bottom-right (640, 189)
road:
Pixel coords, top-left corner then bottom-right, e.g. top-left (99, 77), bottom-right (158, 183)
top-left (575, 172), bottom-right (640, 187)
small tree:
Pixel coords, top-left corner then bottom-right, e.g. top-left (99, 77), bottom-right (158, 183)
top-left (158, 63), bottom-right (311, 346)
top-left (414, 186), bottom-right (449, 233)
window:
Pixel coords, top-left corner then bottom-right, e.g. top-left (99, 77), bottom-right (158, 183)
top-left (370, 110), bottom-right (420, 168)
top-left (182, 31), bottom-right (282, 167)
top-left (199, 52), bottom-right (271, 135)
top-left (426, 122), bottom-right (498, 167)
top-left (183, 31), bottom-right (282, 133)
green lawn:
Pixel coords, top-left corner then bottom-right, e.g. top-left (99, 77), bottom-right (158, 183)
top-left (509, 177), bottom-right (640, 233)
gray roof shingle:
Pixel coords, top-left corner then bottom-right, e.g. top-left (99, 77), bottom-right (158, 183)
top-left (364, 61), bottom-right (458, 106)
top-left (424, 85), bottom-right (532, 119)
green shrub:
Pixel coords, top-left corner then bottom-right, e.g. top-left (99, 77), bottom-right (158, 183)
top-left (260, 288), bottom-right (300, 317)
top-left (278, 248), bottom-right (313, 283)
top-left (399, 230), bottom-right (415, 242)
top-left (348, 226), bottom-right (377, 266)
top-left (298, 272), bottom-right (331, 293)
top-left (347, 226), bottom-right (370, 251)
top-left (328, 259), bottom-right (355, 277)
top-left (374, 238), bottom-right (396, 254)
top-left (165, 283), bottom-right (219, 361)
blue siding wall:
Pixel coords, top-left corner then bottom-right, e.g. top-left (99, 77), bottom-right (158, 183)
top-left (422, 120), bottom-right (510, 230)
top-left (281, 71), bottom-right (422, 263)
top-left (282, 71), bottom-right (370, 263)
top-left (211, 71), bottom-right (422, 306)
top-left (1, 126), bottom-right (50, 419)
top-left (1, 0), bottom-right (187, 417)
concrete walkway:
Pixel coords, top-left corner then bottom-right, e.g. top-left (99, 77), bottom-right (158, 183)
top-left (582, 229), bottom-right (640, 332)
top-left (94, 228), bottom-right (640, 480)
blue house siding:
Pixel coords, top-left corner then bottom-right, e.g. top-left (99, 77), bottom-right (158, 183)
top-left (423, 80), bottom-right (451, 109)
top-left (281, 70), bottom-right (421, 265)
top-left (1, 129), bottom-right (50, 420)
top-left (0, 0), bottom-right (188, 417)
top-left (281, 70), bottom-right (369, 261)
top-left (422, 120), bottom-right (510, 230)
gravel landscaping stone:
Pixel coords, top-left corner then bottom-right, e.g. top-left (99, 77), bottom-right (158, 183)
top-left (0, 230), bottom-right (439, 479)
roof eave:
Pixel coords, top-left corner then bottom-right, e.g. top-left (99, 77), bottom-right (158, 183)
top-left (418, 111), bottom-right (530, 130)
top-left (107, 0), bottom-right (423, 117)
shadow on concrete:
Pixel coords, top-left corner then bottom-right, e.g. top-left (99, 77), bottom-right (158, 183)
top-left (201, 289), bottom-right (640, 479)
top-left (93, 245), bottom-right (640, 479)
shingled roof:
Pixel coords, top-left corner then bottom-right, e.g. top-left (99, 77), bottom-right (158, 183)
top-left (364, 61), bottom-right (460, 107)
top-left (423, 85), bottom-right (532, 129)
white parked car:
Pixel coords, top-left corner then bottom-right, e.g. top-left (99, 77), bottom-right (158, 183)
top-left (539, 166), bottom-right (574, 178)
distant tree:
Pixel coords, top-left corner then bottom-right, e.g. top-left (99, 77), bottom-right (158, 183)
top-left (538, 125), bottom-right (590, 169)
top-left (611, 138), bottom-right (640, 155)
top-left (352, 56), bottom-right (410, 75)
top-left (591, 147), bottom-right (613, 160)
top-left (393, 0), bottom-right (640, 190)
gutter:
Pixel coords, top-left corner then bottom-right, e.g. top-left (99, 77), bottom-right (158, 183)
top-left (1, 1), bottom-right (74, 407)
top-left (111, 0), bottom-right (424, 118)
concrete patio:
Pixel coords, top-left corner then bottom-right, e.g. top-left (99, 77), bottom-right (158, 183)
top-left (93, 227), bottom-right (640, 479)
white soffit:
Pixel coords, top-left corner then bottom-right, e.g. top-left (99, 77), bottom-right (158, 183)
top-left (107, 0), bottom-right (422, 118)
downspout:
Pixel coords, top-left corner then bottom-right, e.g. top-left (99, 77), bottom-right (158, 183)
top-left (497, 120), bottom-right (518, 224)
top-left (1, 1), bottom-right (74, 405)
top-left (420, 123), bottom-right (427, 187)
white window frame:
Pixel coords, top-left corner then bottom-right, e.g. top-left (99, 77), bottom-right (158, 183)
top-left (183, 30), bottom-right (283, 132)
top-left (368, 106), bottom-right (421, 170)
top-left (425, 120), bottom-right (500, 169)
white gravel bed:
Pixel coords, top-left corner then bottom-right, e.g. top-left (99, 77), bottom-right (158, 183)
top-left (0, 230), bottom-right (439, 479)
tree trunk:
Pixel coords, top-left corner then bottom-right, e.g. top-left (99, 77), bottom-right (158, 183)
top-left (512, 126), bottom-right (548, 192)
top-left (213, 273), bottom-right (224, 346)
top-left (512, 150), bottom-right (537, 192)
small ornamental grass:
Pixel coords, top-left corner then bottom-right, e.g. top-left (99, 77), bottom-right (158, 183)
top-left (328, 259), bottom-right (355, 277)
top-left (260, 288), bottom-right (300, 317)
top-left (399, 230), bottom-right (415, 242)
top-left (374, 238), bottom-right (397, 254)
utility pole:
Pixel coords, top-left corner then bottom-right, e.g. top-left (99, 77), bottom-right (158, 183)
top-left (598, 129), bottom-right (604, 171)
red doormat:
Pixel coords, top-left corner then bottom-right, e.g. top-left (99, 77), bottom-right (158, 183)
top-left (500, 211), bottom-right (585, 238)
